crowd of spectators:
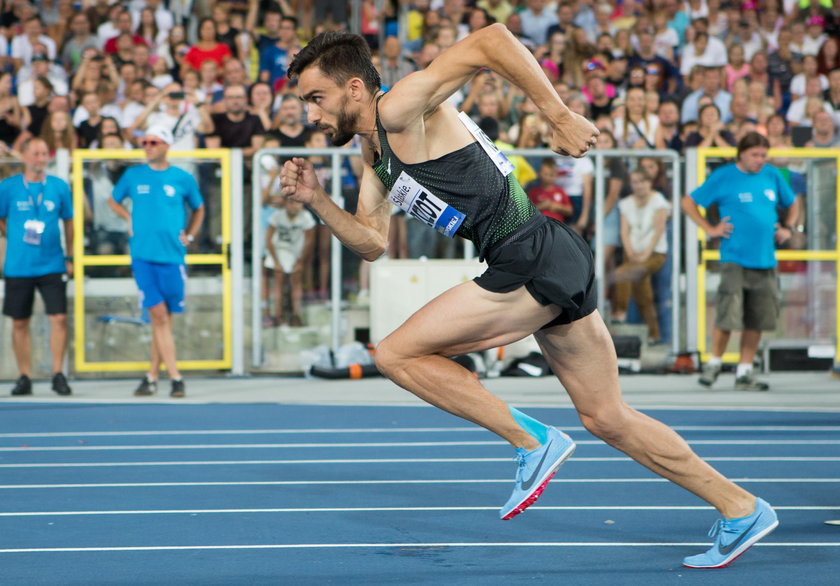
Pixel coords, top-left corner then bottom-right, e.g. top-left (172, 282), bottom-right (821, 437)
top-left (0, 0), bottom-right (831, 327)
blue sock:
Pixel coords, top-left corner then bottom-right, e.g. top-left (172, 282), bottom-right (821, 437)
top-left (509, 406), bottom-right (549, 445)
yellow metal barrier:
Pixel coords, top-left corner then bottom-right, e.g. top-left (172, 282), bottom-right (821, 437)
top-left (71, 149), bottom-right (233, 372)
top-left (695, 147), bottom-right (840, 364)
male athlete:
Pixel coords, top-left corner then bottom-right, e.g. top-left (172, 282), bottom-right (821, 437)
top-left (280, 26), bottom-right (778, 568)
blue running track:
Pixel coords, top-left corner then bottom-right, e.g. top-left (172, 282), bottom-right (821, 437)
top-left (1, 403), bottom-right (839, 585)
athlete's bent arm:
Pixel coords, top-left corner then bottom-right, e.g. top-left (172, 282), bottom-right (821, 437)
top-left (379, 23), bottom-right (598, 157)
top-left (282, 155), bottom-right (391, 261)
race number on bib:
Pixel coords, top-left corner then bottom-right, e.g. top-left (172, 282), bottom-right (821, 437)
top-left (388, 171), bottom-right (465, 238)
top-left (457, 111), bottom-right (515, 176)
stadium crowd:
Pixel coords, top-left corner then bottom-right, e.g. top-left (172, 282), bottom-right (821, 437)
top-left (0, 0), bottom-right (828, 329)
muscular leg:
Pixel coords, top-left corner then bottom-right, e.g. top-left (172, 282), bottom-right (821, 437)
top-left (375, 282), bottom-right (562, 451)
top-left (47, 313), bottom-right (68, 374)
top-left (534, 311), bottom-right (755, 519)
top-left (146, 303), bottom-right (181, 380)
top-left (11, 318), bottom-right (32, 376)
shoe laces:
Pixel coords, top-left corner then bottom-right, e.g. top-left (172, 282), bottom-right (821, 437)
top-left (708, 517), bottom-right (743, 540)
top-left (513, 448), bottom-right (528, 476)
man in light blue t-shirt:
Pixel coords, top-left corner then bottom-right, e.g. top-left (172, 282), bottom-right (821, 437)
top-left (0, 137), bottom-right (74, 397)
top-left (682, 132), bottom-right (799, 391)
top-left (109, 125), bottom-right (204, 398)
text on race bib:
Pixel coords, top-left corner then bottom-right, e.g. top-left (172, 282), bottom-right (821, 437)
top-left (388, 171), bottom-right (465, 238)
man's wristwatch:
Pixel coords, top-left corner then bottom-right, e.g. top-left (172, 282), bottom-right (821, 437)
top-left (185, 234), bottom-right (194, 243)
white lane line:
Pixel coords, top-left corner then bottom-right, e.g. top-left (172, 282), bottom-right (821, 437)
top-left (2, 425), bottom-right (840, 438)
top-left (3, 456), bottom-right (840, 468)
top-left (1, 505), bottom-right (838, 517)
top-left (0, 479), bottom-right (839, 490)
top-left (2, 439), bottom-right (840, 451)
top-left (1, 542), bottom-right (839, 554)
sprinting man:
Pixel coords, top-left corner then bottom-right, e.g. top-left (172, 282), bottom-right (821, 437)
top-left (280, 26), bottom-right (778, 568)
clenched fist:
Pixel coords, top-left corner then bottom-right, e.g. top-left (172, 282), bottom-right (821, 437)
top-left (549, 111), bottom-right (600, 158)
top-left (280, 157), bottom-right (322, 204)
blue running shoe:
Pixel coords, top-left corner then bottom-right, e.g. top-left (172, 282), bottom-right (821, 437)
top-left (499, 427), bottom-right (575, 520)
top-left (683, 498), bottom-right (779, 569)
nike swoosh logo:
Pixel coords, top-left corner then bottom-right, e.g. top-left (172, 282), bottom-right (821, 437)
top-left (718, 516), bottom-right (760, 555)
top-left (520, 441), bottom-right (553, 491)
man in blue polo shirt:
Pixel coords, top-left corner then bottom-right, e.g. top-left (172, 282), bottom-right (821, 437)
top-left (682, 131), bottom-right (798, 391)
top-left (109, 125), bottom-right (205, 398)
top-left (0, 136), bottom-right (74, 396)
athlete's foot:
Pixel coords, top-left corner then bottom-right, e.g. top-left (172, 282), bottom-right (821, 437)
top-left (683, 498), bottom-right (779, 569)
top-left (499, 427), bottom-right (576, 520)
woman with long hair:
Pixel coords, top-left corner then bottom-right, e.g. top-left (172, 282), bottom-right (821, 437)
top-left (537, 31), bottom-right (566, 85)
top-left (562, 26), bottom-right (596, 88)
top-left (817, 36), bottom-right (840, 76)
top-left (612, 169), bottom-right (671, 343)
top-left (135, 7), bottom-right (163, 53)
top-left (724, 44), bottom-right (750, 93)
top-left (39, 110), bottom-right (76, 156)
top-left (157, 25), bottom-right (186, 70)
top-left (613, 86), bottom-right (659, 149)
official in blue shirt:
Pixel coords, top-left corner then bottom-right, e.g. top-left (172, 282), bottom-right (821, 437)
top-left (682, 132), bottom-right (799, 391)
top-left (109, 125), bottom-right (205, 399)
top-left (0, 136), bottom-right (74, 396)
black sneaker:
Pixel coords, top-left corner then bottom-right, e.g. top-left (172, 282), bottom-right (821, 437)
top-left (51, 372), bottom-right (72, 396)
top-left (10, 375), bottom-right (32, 396)
top-left (735, 372), bottom-right (770, 391)
top-left (134, 376), bottom-right (158, 396)
top-left (170, 379), bottom-right (186, 398)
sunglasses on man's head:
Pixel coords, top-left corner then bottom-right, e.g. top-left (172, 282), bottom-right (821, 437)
top-left (142, 139), bottom-right (163, 147)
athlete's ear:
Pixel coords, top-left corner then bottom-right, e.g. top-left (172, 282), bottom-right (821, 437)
top-left (347, 77), bottom-right (367, 102)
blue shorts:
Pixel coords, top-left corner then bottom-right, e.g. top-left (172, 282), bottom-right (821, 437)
top-left (132, 259), bottom-right (186, 315)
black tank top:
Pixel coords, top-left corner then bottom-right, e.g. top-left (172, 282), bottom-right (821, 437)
top-left (371, 98), bottom-right (539, 260)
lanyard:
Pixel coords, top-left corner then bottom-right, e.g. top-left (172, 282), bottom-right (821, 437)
top-left (23, 178), bottom-right (45, 220)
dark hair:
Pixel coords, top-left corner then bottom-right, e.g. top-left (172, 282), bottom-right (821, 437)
top-left (287, 31), bottom-right (381, 94)
top-left (698, 102), bottom-right (721, 121)
top-left (736, 131), bottom-right (769, 158)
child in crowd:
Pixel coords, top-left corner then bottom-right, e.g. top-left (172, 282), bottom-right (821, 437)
top-left (527, 157), bottom-right (573, 223)
top-left (265, 196), bottom-right (316, 327)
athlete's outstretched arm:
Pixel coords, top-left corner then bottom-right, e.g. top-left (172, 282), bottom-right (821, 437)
top-left (380, 23), bottom-right (598, 157)
top-left (281, 156), bottom-right (392, 261)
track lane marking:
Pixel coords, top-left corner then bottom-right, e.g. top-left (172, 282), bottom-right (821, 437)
top-left (1, 542), bottom-right (839, 554)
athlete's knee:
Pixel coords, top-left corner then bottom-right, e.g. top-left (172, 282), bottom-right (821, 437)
top-left (373, 337), bottom-right (406, 378)
top-left (578, 401), bottom-right (633, 445)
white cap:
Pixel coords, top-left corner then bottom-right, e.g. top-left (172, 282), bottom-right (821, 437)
top-left (145, 125), bottom-right (174, 145)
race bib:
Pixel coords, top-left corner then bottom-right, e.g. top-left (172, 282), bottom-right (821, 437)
top-left (457, 111), bottom-right (515, 176)
top-left (388, 171), bottom-right (465, 238)
top-left (23, 219), bottom-right (45, 245)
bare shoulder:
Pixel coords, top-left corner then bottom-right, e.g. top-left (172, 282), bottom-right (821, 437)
top-left (377, 72), bottom-right (439, 133)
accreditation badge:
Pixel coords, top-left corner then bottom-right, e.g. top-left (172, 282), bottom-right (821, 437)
top-left (22, 219), bottom-right (45, 245)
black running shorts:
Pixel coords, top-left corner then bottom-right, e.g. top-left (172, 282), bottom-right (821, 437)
top-left (474, 215), bottom-right (597, 328)
top-left (2, 273), bottom-right (68, 320)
